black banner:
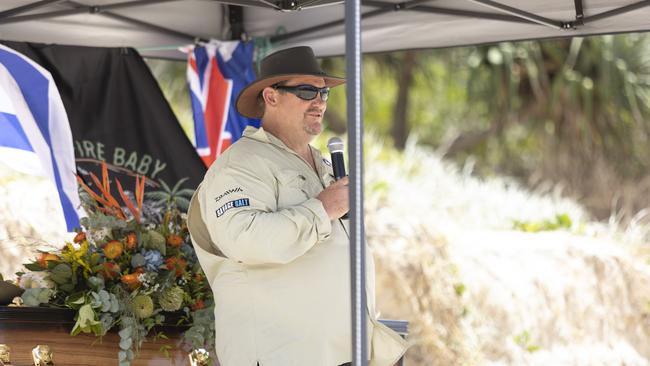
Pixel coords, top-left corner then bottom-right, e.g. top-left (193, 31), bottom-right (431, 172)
top-left (2, 41), bottom-right (205, 201)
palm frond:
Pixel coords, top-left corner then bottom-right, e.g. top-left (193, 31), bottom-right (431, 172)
top-left (171, 177), bottom-right (189, 195)
top-left (177, 188), bottom-right (196, 197)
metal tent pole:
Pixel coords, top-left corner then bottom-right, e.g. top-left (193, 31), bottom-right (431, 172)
top-left (345, 0), bottom-right (368, 365)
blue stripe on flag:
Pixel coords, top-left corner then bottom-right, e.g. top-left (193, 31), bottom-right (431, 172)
top-left (195, 47), bottom-right (209, 90)
top-left (0, 111), bottom-right (34, 151)
top-left (190, 90), bottom-right (209, 150)
top-left (215, 42), bottom-right (260, 140)
top-left (0, 47), bottom-right (79, 231)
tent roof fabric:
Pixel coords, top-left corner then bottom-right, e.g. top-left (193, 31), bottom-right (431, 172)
top-left (0, 0), bottom-right (648, 59)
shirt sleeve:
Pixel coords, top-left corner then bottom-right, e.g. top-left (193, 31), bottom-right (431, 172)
top-left (200, 157), bottom-right (332, 265)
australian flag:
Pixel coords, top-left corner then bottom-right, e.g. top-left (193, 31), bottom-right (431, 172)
top-left (187, 41), bottom-right (260, 167)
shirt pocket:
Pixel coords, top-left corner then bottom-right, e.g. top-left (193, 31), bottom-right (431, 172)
top-left (276, 169), bottom-right (310, 208)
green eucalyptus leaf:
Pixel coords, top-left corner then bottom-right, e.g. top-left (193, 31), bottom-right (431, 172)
top-left (87, 276), bottom-right (105, 291)
top-left (24, 263), bottom-right (45, 272)
top-left (118, 327), bottom-right (133, 339)
top-left (50, 263), bottom-right (72, 285)
top-left (119, 337), bottom-right (132, 350)
top-left (59, 283), bottom-right (75, 293)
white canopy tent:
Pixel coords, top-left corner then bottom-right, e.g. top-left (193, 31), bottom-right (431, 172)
top-left (2, 1), bottom-right (649, 365)
top-left (0, 0), bottom-right (649, 59)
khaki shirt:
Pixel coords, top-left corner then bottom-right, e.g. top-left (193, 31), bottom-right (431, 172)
top-left (188, 126), bottom-right (407, 366)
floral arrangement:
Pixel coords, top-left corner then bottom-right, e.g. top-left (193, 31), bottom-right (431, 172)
top-left (15, 164), bottom-right (214, 366)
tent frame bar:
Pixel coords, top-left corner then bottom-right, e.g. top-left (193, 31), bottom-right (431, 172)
top-left (465, 0), bottom-right (563, 29)
top-left (583, 0), bottom-right (650, 23)
top-left (272, 0), bottom-right (650, 44)
top-left (0, 0), bottom-right (65, 20)
top-left (272, 0), bottom-right (534, 43)
top-left (0, 0), bottom-right (179, 25)
top-left (0, 0), bottom-right (203, 43)
top-left (363, 1), bottom-right (532, 23)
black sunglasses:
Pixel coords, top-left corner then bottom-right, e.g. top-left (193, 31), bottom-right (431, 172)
top-left (273, 84), bottom-right (330, 102)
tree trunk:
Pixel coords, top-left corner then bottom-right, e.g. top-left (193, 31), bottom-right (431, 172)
top-left (391, 50), bottom-right (417, 150)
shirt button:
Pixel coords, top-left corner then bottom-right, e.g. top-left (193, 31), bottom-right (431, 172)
top-left (299, 175), bottom-right (306, 180)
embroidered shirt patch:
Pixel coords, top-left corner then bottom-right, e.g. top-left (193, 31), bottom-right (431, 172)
top-left (216, 198), bottom-right (250, 218)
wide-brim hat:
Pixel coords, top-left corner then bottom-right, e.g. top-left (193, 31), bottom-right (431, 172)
top-left (236, 46), bottom-right (345, 119)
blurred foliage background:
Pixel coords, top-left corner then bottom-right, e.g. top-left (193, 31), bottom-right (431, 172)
top-left (147, 32), bottom-right (650, 223)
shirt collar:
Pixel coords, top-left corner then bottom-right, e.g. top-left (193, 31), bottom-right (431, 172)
top-left (242, 125), bottom-right (328, 178)
top-left (242, 126), bottom-right (323, 160)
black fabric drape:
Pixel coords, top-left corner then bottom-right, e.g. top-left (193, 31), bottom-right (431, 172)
top-left (2, 41), bottom-right (206, 201)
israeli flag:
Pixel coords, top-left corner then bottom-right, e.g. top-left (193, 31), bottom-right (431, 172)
top-left (0, 44), bottom-right (81, 232)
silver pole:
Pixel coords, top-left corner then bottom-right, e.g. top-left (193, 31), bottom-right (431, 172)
top-left (345, 0), bottom-right (367, 365)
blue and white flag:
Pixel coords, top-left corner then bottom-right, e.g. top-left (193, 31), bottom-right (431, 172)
top-left (0, 44), bottom-right (81, 232)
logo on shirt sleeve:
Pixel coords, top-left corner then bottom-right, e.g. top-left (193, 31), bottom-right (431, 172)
top-left (214, 187), bottom-right (243, 203)
top-left (216, 198), bottom-right (250, 218)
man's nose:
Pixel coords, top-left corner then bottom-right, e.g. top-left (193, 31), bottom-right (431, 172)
top-left (311, 95), bottom-right (326, 107)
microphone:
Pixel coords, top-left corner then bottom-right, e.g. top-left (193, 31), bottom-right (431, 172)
top-left (327, 137), bottom-right (346, 180)
top-left (327, 137), bottom-right (348, 219)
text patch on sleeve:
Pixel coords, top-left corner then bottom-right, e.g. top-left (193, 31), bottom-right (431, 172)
top-left (216, 198), bottom-right (250, 218)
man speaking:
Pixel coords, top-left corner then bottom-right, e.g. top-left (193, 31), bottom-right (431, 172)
top-left (188, 46), bottom-right (407, 366)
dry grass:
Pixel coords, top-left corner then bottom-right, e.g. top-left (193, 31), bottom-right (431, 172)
top-left (362, 136), bottom-right (650, 365)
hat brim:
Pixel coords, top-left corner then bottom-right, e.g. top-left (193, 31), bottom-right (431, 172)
top-left (235, 73), bottom-right (345, 119)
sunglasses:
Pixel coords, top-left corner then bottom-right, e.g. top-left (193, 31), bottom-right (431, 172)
top-left (273, 84), bottom-right (330, 102)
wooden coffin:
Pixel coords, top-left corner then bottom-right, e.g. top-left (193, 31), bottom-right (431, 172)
top-left (0, 306), bottom-right (194, 365)
top-left (0, 306), bottom-right (408, 365)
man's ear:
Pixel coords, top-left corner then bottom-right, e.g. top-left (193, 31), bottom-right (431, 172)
top-left (263, 88), bottom-right (278, 106)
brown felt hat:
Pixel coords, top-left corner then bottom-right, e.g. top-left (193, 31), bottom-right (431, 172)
top-left (235, 46), bottom-right (345, 119)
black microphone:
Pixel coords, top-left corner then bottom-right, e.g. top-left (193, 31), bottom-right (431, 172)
top-left (327, 137), bottom-right (346, 180)
top-left (327, 137), bottom-right (348, 219)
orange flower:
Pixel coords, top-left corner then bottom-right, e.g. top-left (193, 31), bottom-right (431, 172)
top-left (121, 273), bottom-right (141, 290)
top-left (165, 257), bottom-right (187, 277)
top-left (98, 262), bottom-right (121, 280)
top-left (126, 232), bottom-right (138, 251)
top-left (37, 253), bottom-right (60, 268)
top-left (103, 240), bottom-right (123, 259)
top-left (166, 234), bottom-right (183, 248)
top-left (191, 299), bottom-right (205, 311)
top-left (73, 232), bottom-right (86, 243)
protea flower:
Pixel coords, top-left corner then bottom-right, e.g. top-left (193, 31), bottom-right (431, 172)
top-left (165, 257), bottom-right (187, 277)
top-left (98, 262), bottom-right (121, 280)
top-left (73, 231), bottom-right (86, 243)
top-left (126, 232), bottom-right (138, 251)
top-left (37, 253), bottom-right (60, 268)
top-left (166, 234), bottom-right (183, 248)
top-left (121, 273), bottom-right (141, 290)
top-left (191, 299), bottom-right (205, 311)
top-left (103, 240), bottom-right (123, 259)
top-left (133, 295), bottom-right (154, 319)
top-left (159, 286), bottom-right (184, 312)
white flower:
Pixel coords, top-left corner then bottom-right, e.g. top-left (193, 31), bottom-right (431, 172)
top-left (89, 227), bottom-right (111, 244)
top-left (19, 272), bottom-right (54, 289)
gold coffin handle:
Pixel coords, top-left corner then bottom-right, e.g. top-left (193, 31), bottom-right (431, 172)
top-left (189, 348), bottom-right (210, 366)
top-left (0, 344), bottom-right (12, 366)
top-left (32, 345), bottom-right (54, 366)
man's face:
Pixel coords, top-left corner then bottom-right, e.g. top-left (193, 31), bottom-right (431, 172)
top-left (275, 76), bottom-right (327, 137)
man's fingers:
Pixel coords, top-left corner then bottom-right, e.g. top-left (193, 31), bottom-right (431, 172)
top-left (336, 176), bottom-right (349, 186)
